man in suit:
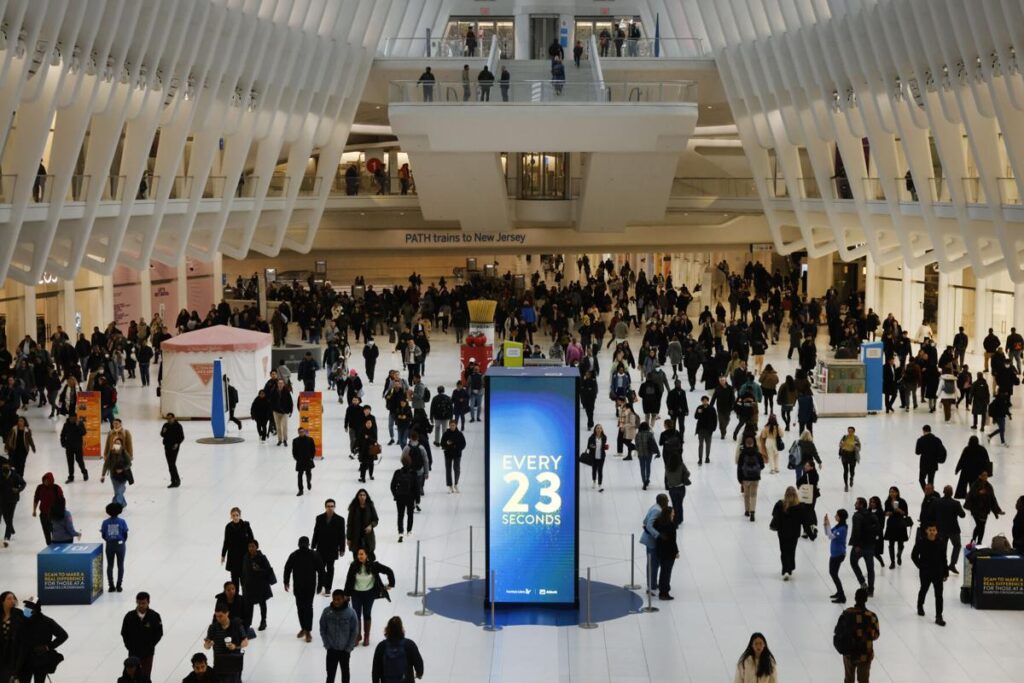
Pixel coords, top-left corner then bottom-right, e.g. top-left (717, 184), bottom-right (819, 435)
top-left (311, 499), bottom-right (346, 595)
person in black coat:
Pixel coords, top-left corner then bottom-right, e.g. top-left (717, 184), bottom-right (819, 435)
top-left (0, 460), bottom-right (26, 547)
top-left (439, 420), bottom-right (466, 493)
top-left (292, 427), bottom-right (316, 496)
top-left (849, 498), bottom-right (877, 596)
top-left (311, 500), bottom-right (346, 595)
top-left (954, 436), bottom-right (992, 499)
top-left (120, 592), bottom-right (163, 677)
top-left (579, 370), bottom-right (598, 430)
top-left (59, 414), bottom-right (88, 483)
top-left (0, 591), bottom-right (25, 683)
top-left (912, 523), bottom-right (949, 626)
top-left (283, 536), bottom-right (324, 641)
top-left (710, 378), bottom-right (734, 439)
top-left (1013, 495), bottom-right (1024, 554)
top-left (882, 487), bottom-right (910, 568)
top-left (221, 508), bottom-right (254, 589)
top-left (666, 379), bottom-right (689, 432)
top-left (936, 485), bottom-right (966, 573)
top-left (223, 376), bottom-right (242, 430)
top-left (362, 341), bottom-right (379, 383)
top-left (241, 539), bottom-right (274, 631)
top-left (19, 599), bottom-right (69, 683)
top-left (213, 582), bottom-right (252, 635)
top-left (694, 396), bottom-right (717, 465)
top-left (914, 425), bottom-right (946, 491)
top-left (249, 390), bottom-right (272, 442)
top-left (882, 357), bottom-right (899, 413)
top-left (770, 487), bottom-right (816, 579)
top-left (964, 473), bottom-right (1004, 544)
top-left (160, 413), bottom-right (185, 488)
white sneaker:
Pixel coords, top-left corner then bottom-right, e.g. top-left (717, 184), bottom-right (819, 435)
top-left (454, 485), bottom-right (460, 493)
top-left (448, 486), bottom-right (454, 494)
top-left (592, 481), bottom-right (597, 489)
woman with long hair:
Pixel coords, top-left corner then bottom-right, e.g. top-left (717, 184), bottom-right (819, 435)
top-left (883, 487), bottom-right (910, 568)
top-left (0, 591), bottom-right (25, 683)
top-left (734, 632), bottom-right (777, 682)
top-left (343, 548), bottom-right (395, 648)
top-left (346, 489), bottom-right (379, 554)
top-left (757, 414), bottom-right (782, 474)
top-left (586, 424), bottom-right (609, 491)
top-left (221, 507), bottom-right (254, 589)
top-left (770, 486), bottom-right (814, 580)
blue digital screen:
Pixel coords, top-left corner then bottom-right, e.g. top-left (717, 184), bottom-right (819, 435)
top-left (486, 371), bottom-right (578, 604)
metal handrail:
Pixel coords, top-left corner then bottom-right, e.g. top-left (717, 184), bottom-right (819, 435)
top-left (390, 79), bottom-right (697, 104)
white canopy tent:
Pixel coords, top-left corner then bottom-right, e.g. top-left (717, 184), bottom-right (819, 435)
top-left (159, 326), bottom-right (272, 418)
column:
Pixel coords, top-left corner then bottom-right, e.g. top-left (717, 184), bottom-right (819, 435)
top-left (176, 260), bottom-right (189, 315)
top-left (62, 280), bottom-right (77, 334)
top-left (212, 252), bottom-right (224, 306)
top-left (1014, 282), bottom-right (1024, 332)
top-left (936, 271), bottom-right (951, 348)
top-left (388, 150), bottom-right (399, 194)
top-left (863, 254), bottom-right (877, 314)
top-left (23, 285), bottom-right (36, 342)
top-left (901, 266), bottom-right (914, 330)
top-left (805, 254), bottom-right (834, 299)
top-left (974, 275), bottom-right (989, 356)
top-left (140, 265), bottom-right (153, 322)
top-left (101, 276), bottom-right (114, 327)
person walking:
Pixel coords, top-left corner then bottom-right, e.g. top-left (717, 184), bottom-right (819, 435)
top-left (250, 390), bottom-right (272, 442)
top-left (182, 652), bottom-right (216, 682)
top-left (312, 499), bottom-right (347, 596)
top-left (370, 616), bottom-right (424, 683)
top-left (770, 486), bottom-right (815, 580)
top-left (572, 40), bottom-right (583, 67)
top-left (915, 425), bottom-right (946, 490)
top-left (653, 506), bottom-right (679, 599)
top-left (160, 413), bottom-right (185, 488)
top-left (48, 496), bottom-right (81, 544)
top-left (970, 372), bottom-right (990, 430)
top-left (4, 416), bottom-right (36, 476)
top-left (882, 487), bottom-right (910, 568)
top-left (320, 590), bottom-right (359, 683)
top-left (284, 536), bottom-right (325, 643)
top-left (101, 503), bottom-right (129, 591)
top-left (733, 632), bottom-right (777, 683)
top-left (936, 485), bottom-right (966, 573)
top-left (298, 352), bottom-right (319, 393)
top-left (757, 414), bottom-right (782, 474)
top-left (344, 548), bottom-right (395, 648)
top-left (293, 427), bottom-right (317, 496)
top-left (694, 395), bottom-right (716, 465)
top-left (439, 419), bottom-right (465, 493)
top-left (428, 387), bottom-right (453, 446)
top-left (634, 421), bottom-right (660, 490)
top-left (221, 507), bottom-right (255, 590)
top-left (912, 522), bottom-right (948, 626)
top-left (120, 592), bottom-right (163, 677)
top-left (357, 416), bottom-right (380, 483)
top-left (585, 424), bottom-right (610, 492)
top-left (838, 427), bottom-right (861, 492)
top-left (241, 539), bottom-right (275, 632)
top-left (19, 599), bottom-right (69, 683)
top-left (101, 435), bottom-right (133, 508)
top-left (964, 472), bottom-right (1003, 544)
top-left (639, 494), bottom-right (669, 595)
top-left (499, 66), bottom-right (511, 102)
top-left (823, 509), bottom-right (849, 603)
top-left (736, 434), bottom-right (765, 522)
top-left (0, 591), bottom-right (25, 683)
top-left (849, 498), bottom-right (878, 597)
top-left (346, 489), bottom-right (379, 554)
top-left (272, 379), bottom-right (294, 447)
top-left (59, 414), bottom-right (88, 483)
top-left (203, 604), bottom-right (248, 683)
top-left (223, 376), bottom-right (243, 430)
top-left (660, 420), bottom-right (688, 520)
top-left (954, 436), bottom-right (992, 499)
top-left (834, 587), bottom-right (880, 683)
top-left (711, 377), bottom-right (735, 439)
top-left (986, 390), bottom-right (1011, 447)
top-left (390, 454), bottom-right (418, 543)
top-left (31, 473), bottom-right (63, 545)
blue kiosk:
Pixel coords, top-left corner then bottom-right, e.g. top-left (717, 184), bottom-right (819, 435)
top-left (38, 543), bottom-right (104, 605)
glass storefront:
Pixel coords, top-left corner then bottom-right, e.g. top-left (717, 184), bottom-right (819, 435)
top-left (443, 17), bottom-right (515, 58)
top-left (574, 16), bottom-right (643, 59)
top-left (518, 153), bottom-right (570, 200)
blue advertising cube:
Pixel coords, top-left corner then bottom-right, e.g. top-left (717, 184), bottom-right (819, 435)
top-left (37, 543), bottom-right (104, 605)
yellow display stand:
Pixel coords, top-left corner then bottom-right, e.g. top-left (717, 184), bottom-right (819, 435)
top-left (502, 341), bottom-right (524, 368)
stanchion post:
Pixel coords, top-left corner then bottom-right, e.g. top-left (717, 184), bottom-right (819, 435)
top-left (483, 570), bottom-right (502, 631)
top-left (407, 540), bottom-right (424, 597)
top-left (415, 556), bottom-right (434, 616)
top-left (463, 525), bottom-right (480, 580)
top-left (638, 553), bottom-right (659, 613)
top-left (624, 533), bottom-right (641, 590)
top-left (579, 567), bottom-right (598, 629)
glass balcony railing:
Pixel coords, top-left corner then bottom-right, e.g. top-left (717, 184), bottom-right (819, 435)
top-left (505, 176), bottom-right (582, 200)
top-left (389, 79), bottom-right (697, 104)
top-left (330, 173), bottom-right (417, 197)
top-left (595, 37), bottom-right (706, 59)
top-left (670, 177), bottom-right (758, 198)
top-left (961, 177), bottom-right (986, 204)
top-left (997, 177), bottom-right (1022, 205)
top-left (0, 175), bottom-right (15, 203)
top-left (267, 174), bottom-right (289, 198)
top-left (380, 37), bottom-right (493, 59)
top-left (861, 178), bottom-right (887, 201)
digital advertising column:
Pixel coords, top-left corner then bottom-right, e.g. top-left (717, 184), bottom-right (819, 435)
top-left (485, 367), bottom-right (579, 606)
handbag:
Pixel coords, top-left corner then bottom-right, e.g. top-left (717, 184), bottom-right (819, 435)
top-left (798, 484), bottom-right (815, 505)
top-left (579, 450), bottom-right (596, 467)
top-left (775, 435), bottom-right (785, 451)
top-left (369, 442), bottom-right (382, 457)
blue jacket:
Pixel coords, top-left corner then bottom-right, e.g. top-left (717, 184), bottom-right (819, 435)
top-left (101, 516), bottom-right (129, 543)
top-left (639, 504), bottom-right (662, 549)
top-left (319, 602), bottom-right (359, 652)
top-left (50, 512), bottom-right (80, 542)
top-left (826, 521), bottom-right (848, 557)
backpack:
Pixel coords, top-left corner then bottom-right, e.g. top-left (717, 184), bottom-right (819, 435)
top-left (739, 449), bottom-right (762, 480)
top-left (833, 610), bottom-right (859, 655)
top-left (787, 441), bottom-right (802, 470)
top-left (433, 395), bottom-right (453, 420)
top-left (380, 638), bottom-right (409, 682)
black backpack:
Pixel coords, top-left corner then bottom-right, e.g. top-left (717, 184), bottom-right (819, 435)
top-left (391, 469), bottom-right (414, 498)
top-left (380, 638), bottom-right (409, 682)
top-left (833, 610), bottom-right (859, 655)
top-left (739, 449), bottom-right (762, 480)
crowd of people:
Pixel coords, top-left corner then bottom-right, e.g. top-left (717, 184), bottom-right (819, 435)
top-left (1, 254), bottom-right (1024, 683)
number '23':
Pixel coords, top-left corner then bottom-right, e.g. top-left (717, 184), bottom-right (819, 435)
top-left (502, 472), bottom-right (561, 513)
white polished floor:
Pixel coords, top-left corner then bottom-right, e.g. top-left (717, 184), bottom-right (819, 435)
top-left (3, 326), bottom-right (1024, 683)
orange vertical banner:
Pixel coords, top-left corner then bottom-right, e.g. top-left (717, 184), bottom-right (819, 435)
top-left (298, 392), bottom-right (323, 457)
top-left (77, 391), bottom-right (102, 458)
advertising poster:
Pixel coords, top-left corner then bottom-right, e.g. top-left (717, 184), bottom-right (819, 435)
top-left (973, 555), bottom-right (1024, 610)
top-left (485, 368), bottom-right (578, 605)
top-left (37, 543), bottom-right (104, 605)
top-left (298, 392), bottom-right (323, 457)
top-left (77, 391), bottom-right (102, 458)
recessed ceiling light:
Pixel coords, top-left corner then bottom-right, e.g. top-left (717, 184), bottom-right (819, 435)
top-left (375, 105), bottom-right (382, 110)
top-left (706, 105), bottom-right (713, 109)
top-left (360, 212), bottom-right (366, 216)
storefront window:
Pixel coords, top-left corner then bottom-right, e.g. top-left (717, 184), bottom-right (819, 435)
top-left (444, 18), bottom-right (515, 58)
top-left (519, 153), bottom-right (570, 200)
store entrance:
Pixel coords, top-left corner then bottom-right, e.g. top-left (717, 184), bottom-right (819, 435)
top-left (529, 15), bottom-right (560, 60)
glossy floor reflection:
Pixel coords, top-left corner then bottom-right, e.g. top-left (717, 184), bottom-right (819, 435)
top-left (2, 331), bottom-right (1023, 682)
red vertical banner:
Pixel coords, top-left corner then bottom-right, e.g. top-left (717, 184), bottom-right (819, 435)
top-left (298, 392), bottom-right (323, 457)
top-left (77, 391), bottom-right (102, 458)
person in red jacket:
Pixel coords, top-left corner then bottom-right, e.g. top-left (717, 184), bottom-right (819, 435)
top-left (32, 472), bottom-right (63, 545)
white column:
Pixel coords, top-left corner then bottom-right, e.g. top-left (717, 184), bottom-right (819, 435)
top-left (212, 252), bottom-right (224, 306)
top-left (23, 285), bottom-right (37, 342)
top-left (901, 266), bottom-right (914, 330)
top-left (974, 276), bottom-right (989, 356)
top-left (806, 254), bottom-right (834, 299)
top-left (101, 276), bottom-right (114, 327)
top-left (936, 271), bottom-right (951, 348)
top-left (864, 255), bottom-right (877, 314)
top-left (176, 260), bottom-right (189, 315)
top-left (140, 265), bottom-right (153, 322)
top-left (1014, 283), bottom-right (1024, 332)
top-left (62, 280), bottom-right (77, 334)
